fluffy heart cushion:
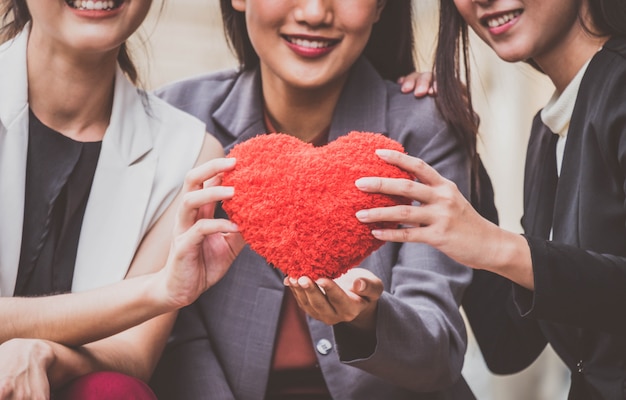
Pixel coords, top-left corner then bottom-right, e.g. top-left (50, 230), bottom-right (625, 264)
top-left (221, 131), bottom-right (413, 280)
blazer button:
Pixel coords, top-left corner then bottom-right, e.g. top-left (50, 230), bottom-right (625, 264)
top-left (316, 339), bottom-right (333, 355)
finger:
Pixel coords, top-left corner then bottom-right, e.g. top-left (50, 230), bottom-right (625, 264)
top-left (182, 157), bottom-right (236, 193)
top-left (352, 277), bottom-right (383, 302)
top-left (316, 278), bottom-right (357, 309)
top-left (287, 277), bottom-right (311, 309)
top-left (298, 277), bottom-right (335, 314)
top-left (355, 176), bottom-right (434, 204)
top-left (175, 218), bottom-right (239, 254)
top-left (355, 204), bottom-right (431, 225)
top-left (177, 186), bottom-right (235, 232)
top-left (413, 72), bottom-right (434, 98)
top-left (399, 71), bottom-right (421, 93)
top-left (370, 226), bottom-right (429, 243)
top-left (374, 150), bottom-right (446, 187)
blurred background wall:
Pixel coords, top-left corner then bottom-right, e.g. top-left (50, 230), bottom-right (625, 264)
top-left (134, 1), bottom-right (569, 398)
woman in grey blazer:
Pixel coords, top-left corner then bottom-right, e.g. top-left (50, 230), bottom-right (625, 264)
top-left (357, 0), bottom-right (626, 398)
top-left (150, 0), bottom-right (493, 399)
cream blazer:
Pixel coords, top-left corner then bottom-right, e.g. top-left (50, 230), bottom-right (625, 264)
top-left (0, 27), bottom-right (206, 296)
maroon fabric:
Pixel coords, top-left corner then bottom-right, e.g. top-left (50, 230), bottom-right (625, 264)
top-left (55, 371), bottom-right (157, 400)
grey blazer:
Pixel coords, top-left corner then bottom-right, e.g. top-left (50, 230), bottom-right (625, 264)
top-left (151, 58), bottom-right (475, 400)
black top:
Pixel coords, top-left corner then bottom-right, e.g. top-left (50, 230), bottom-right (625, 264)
top-left (14, 110), bottom-right (102, 296)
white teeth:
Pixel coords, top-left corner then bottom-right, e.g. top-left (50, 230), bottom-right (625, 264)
top-left (486, 10), bottom-right (522, 28)
top-left (68, 0), bottom-right (119, 10)
top-left (289, 37), bottom-right (332, 49)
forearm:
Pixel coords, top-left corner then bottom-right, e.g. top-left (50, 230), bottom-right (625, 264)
top-left (0, 272), bottom-right (174, 347)
top-left (337, 292), bottom-right (466, 392)
top-left (47, 312), bottom-right (175, 388)
top-left (470, 225), bottom-right (535, 290)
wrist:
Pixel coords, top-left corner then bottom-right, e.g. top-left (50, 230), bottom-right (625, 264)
top-left (348, 302), bottom-right (378, 332)
top-left (146, 269), bottom-right (183, 313)
top-left (488, 230), bottom-right (534, 289)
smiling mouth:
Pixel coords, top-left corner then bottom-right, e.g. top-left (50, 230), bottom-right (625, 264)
top-left (482, 9), bottom-right (522, 29)
top-left (66, 0), bottom-right (122, 11)
top-left (283, 35), bottom-right (340, 50)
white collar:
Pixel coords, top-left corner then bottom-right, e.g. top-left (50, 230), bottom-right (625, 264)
top-left (540, 58), bottom-right (593, 137)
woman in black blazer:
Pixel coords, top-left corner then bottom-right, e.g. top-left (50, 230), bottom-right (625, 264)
top-left (356, 0), bottom-right (626, 398)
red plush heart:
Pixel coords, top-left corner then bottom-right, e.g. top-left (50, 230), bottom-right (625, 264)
top-left (221, 131), bottom-right (412, 280)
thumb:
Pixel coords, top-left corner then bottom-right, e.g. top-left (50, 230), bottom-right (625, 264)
top-left (353, 277), bottom-right (383, 301)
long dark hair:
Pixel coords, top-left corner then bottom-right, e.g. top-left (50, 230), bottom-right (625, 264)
top-left (586, 0), bottom-right (626, 36)
top-left (1, 0), bottom-right (140, 84)
top-left (219, 0), bottom-right (415, 82)
top-left (434, 0), bottom-right (477, 170)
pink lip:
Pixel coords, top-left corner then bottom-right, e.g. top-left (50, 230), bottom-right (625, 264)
top-left (282, 35), bottom-right (340, 59)
top-left (481, 10), bottom-right (522, 36)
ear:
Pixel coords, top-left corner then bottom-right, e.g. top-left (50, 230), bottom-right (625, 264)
top-left (232, 0), bottom-right (246, 12)
top-left (374, 0), bottom-right (387, 22)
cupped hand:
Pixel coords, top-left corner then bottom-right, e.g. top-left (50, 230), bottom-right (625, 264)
top-left (285, 268), bottom-right (383, 331)
top-left (0, 339), bottom-right (54, 400)
top-left (354, 149), bottom-right (503, 271)
top-left (161, 157), bottom-right (245, 308)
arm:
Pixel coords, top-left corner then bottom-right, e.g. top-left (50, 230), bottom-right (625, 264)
top-left (349, 126), bottom-right (474, 391)
top-left (462, 269), bottom-right (547, 374)
top-left (355, 151), bottom-right (626, 335)
top-left (0, 135), bottom-right (234, 348)
top-left (28, 135), bottom-right (242, 389)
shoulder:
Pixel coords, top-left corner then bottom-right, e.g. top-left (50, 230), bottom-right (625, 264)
top-left (154, 68), bottom-right (241, 121)
top-left (578, 37), bottom-right (626, 135)
top-left (384, 80), bottom-right (447, 135)
top-left (379, 79), bottom-right (455, 160)
top-left (582, 36), bottom-right (626, 101)
top-left (139, 91), bottom-right (208, 174)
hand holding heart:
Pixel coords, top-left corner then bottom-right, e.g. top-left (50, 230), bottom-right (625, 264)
top-left (285, 268), bottom-right (383, 331)
top-left (161, 158), bottom-right (244, 309)
top-left (221, 132), bottom-right (413, 280)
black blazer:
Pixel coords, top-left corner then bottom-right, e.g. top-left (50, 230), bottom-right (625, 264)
top-left (464, 36), bottom-right (626, 399)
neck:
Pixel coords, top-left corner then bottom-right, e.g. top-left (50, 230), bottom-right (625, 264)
top-left (260, 66), bottom-right (348, 143)
top-left (26, 32), bottom-right (118, 142)
top-left (534, 22), bottom-right (609, 93)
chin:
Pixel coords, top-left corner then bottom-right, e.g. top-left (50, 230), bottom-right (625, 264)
top-left (493, 48), bottom-right (531, 64)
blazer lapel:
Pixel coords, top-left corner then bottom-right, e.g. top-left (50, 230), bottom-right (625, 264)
top-left (0, 28), bottom-right (30, 297)
top-left (71, 69), bottom-right (156, 292)
top-left (213, 69), bottom-right (267, 154)
top-left (523, 117), bottom-right (558, 237)
top-left (552, 102), bottom-right (584, 246)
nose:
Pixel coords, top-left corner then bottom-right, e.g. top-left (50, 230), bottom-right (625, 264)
top-left (293, 0), bottom-right (333, 27)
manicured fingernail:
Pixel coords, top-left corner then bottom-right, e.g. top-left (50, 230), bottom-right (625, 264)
top-left (371, 230), bottom-right (382, 237)
top-left (298, 276), bottom-right (310, 288)
top-left (355, 178), bottom-right (373, 189)
top-left (357, 280), bottom-right (366, 292)
top-left (355, 210), bottom-right (368, 220)
top-left (375, 149), bottom-right (393, 158)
